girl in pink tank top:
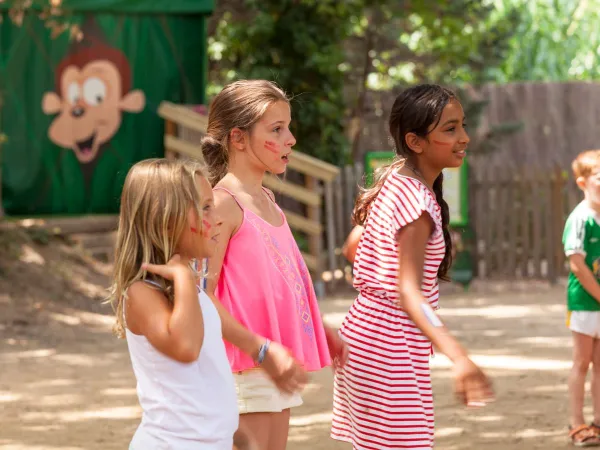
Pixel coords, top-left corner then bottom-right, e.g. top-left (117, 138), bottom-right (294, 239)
top-left (202, 80), bottom-right (348, 450)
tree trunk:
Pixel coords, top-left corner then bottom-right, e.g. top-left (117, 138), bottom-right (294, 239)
top-left (349, 11), bottom-right (380, 163)
top-left (0, 91), bottom-right (4, 220)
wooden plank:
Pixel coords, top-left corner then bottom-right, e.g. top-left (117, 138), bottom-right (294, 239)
top-left (517, 167), bottom-right (530, 278)
top-left (548, 166), bottom-right (565, 282)
top-left (531, 172), bottom-right (543, 278)
top-left (263, 174), bottom-right (321, 206)
top-left (333, 174), bottom-right (346, 268)
top-left (164, 135), bottom-right (204, 161)
top-left (482, 166), bottom-right (495, 279)
top-left (15, 215), bottom-right (119, 235)
top-left (324, 182), bottom-right (337, 273)
top-left (305, 175), bottom-right (323, 296)
top-left (287, 151), bottom-right (340, 182)
top-left (471, 176), bottom-right (484, 278)
top-left (344, 165), bottom-right (356, 234)
top-left (506, 170), bottom-right (518, 278)
top-left (282, 208), bottom-right (322, 235)
top-left (354, 162), bottom-right (364, 194)
top-left (165, 120), bottom-right (178, 160)
top-left (158, 102), bottom-right (208, 134)
top-left (494, 170), bottom-right (509, 277)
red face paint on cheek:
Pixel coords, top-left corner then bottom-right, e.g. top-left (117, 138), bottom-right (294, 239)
top-left (432, 140), bottom-right (452, 147)
top-left (190, 227), bottom-right (198, 234)
top-left (264, 140), bottom-right (280, 153)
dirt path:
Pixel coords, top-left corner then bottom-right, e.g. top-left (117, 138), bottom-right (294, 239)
top-left (0, 237), bottom-right (575, 449)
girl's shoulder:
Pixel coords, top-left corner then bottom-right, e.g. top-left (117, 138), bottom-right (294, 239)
top-left (379, 171), bottom-right (441, 225)
top-left (384, 171), bottom-right (436, 204)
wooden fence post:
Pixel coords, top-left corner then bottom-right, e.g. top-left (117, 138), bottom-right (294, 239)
top-left (549, 165), bottom-right (566, 282)
top-left (165, 119), bottom-right (178, 160)
top-left (305, 175), bottom-right (324, 298)
top-left (324, 181), bottom-right (337, 276)
top-left (0, 91), bottom-right (4, 220)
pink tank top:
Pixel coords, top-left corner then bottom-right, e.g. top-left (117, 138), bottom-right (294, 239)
top-left (214, 187), bottom-right (331, 373)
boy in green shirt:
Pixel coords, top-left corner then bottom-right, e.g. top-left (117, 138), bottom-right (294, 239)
top-left (564, 149), bottom-right (600, 446)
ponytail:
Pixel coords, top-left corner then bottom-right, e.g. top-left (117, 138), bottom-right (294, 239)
top-left (201, 135), bottom-right (228, 187)
top-left (433, 173), bottom-right (452, 281)
top-left (352, 158), bottom-right (405, 226)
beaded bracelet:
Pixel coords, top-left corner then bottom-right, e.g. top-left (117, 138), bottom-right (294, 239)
top-left (257, 339), bottom-right (271, 365)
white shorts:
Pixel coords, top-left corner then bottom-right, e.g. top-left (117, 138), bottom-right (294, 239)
top-left (233, 369), bottom-right (303, 414)
top-left (568, 311), bottom-right (600, 338)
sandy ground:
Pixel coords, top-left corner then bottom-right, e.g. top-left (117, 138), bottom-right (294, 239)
top-left (0, 233), bottom-right (580, 449)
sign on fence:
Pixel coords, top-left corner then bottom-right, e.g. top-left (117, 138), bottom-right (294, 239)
top-left (364, 151), bottom-right (469, 226)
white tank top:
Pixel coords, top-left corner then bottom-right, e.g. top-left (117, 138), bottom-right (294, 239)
top-left (125, 286), bottom-right (239, 450)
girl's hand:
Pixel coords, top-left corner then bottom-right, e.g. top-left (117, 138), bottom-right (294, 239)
top-left (260, 341), bottom-right (308, 394)
top-left (142, 255), bottom-right (192, 281)
top-left (324, 325), bottom-right (349, 370)
top-left (453, 356), bottom-right (495, 407)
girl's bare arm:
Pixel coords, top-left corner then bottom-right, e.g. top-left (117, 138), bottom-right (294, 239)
top-left (342, 225), bottom-right (364, 264)
top-left (126, 264), bottom-right (203, 363)
top-left (395, 214), bottom-right (467, 362)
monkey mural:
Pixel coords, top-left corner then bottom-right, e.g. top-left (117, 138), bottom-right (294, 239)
top-left (42, 20), bottom-right (145, 188)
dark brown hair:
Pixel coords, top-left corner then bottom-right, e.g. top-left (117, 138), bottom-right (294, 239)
top-left (201, 80), bottom-right (289, 186)
top-left (353, 84), bottom-right (457, 280)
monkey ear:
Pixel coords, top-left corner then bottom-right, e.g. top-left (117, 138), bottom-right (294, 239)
top-left (120, 90), bottom-right (145, 112)
top-left (42, 92), bottom-right (62, 115)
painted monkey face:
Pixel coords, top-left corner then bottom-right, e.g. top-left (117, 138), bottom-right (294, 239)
top-left (42, 60), bottom-right (145, 164)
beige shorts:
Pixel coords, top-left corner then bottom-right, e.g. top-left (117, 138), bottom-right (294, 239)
top-left (567, 311), bottom-right (600, 338)
top-left (233, 369), bottom-right (303, 414)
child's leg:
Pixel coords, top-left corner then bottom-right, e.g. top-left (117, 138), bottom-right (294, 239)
top-left (569, 331), bottom-right (594, 427)
top-left (233, 423), bottom-right (256, 450)
top-left (238, 411), bottom-right (290, 450)
top-left (267, 409), bottom-right (291, 450)
top-left (239, 413), bottom-right (272, 450)
top-left (592, 337), bottom-right (600, 425)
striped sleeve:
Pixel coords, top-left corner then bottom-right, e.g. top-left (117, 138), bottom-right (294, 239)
top-left (385, 174), bottom-right (440, 236)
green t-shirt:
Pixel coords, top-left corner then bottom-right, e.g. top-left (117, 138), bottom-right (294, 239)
top-left (564, 201), bottom-right (600, 311)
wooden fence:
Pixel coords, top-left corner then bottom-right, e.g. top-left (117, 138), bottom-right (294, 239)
top-left (158, 102), bottom-right (341, 296)
top-left (470, 164), bottom-right (580, 282)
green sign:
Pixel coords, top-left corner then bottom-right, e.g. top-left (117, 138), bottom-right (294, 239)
top-left (363, 151), bottom-right (469, 227)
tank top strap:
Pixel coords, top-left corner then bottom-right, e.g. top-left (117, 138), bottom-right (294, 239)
top-left (213, 186), bottom-right (244, 210)
top-left (143, 279), bottom-right (162, 289)
top-left (261, 186), bottom-right (277, 204)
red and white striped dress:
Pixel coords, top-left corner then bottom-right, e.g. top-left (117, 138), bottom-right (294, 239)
top-left (332, 172), bottom-right (445, 450)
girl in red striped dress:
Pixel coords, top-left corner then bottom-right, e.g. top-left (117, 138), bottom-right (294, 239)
top-left (331, 84), bottom-right (494, 450)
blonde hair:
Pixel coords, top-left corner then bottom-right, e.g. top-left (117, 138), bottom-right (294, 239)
top-left (108, 158), bottom-right (207, 338)
top-left (572, 150), bottom-right (600, 179)
top-left (201, 80), bottom-right (289, 186)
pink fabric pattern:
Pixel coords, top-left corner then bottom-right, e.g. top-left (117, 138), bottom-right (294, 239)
top-left (214, 187), bottom-right (331, 373)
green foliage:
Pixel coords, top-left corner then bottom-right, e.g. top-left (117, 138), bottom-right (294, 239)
top-left (209, 0), bottom-right (361, 164)
top-left (491, 0), bottom-right (600, 82)
top-left (348, 0), bottom-right (520, 89)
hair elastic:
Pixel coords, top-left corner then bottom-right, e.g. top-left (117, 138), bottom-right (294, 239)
top-left (257, 339), bottom-right (271, 365)
top-left (421, 303), bottom-right (443, 327)
top-left (200, 258), bottom-right (208, 291)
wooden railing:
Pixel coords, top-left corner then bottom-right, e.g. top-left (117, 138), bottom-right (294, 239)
top-left (158, 102), bottom-right (341, 296)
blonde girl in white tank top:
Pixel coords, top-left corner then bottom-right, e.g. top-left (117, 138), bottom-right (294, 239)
top-left (107, 159), bottom-right (240, 449)
top-left (109, 159), bottom-right (303, 449)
